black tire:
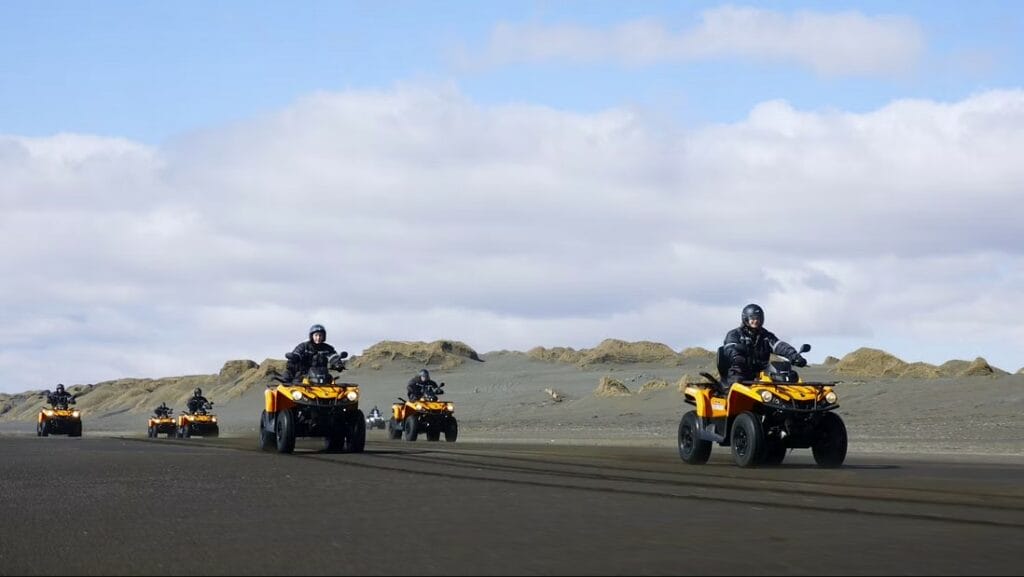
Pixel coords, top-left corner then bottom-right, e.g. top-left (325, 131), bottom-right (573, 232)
top-left (41, 420), bottom-right (50, 437)
top-left (812, 412), bottom-right (848, 468)
top-left (403, 414), bottom-right (419, 442)
top-left (70, 422), bottom-right (82, 437)
top-left (678, 410), bottom-right (712, 465)
top-left (36, 421), bottom-right (42, 437)
top-left (444, 417), bottom-right (458, 443)
top-left (275, 409), bottom-right (296, 454)
top-left (427, 430), bottom-right (441, 442)
top-left (181, 424), bottom-right (191, 439)
top-left (730, 412), bottom-right (765, 468)
top-left (763, 441), bottom-right (788, 465)
top-left (258, 411), bottom-right (275, 451)
top-left (344, 411), bottom-right (366, 453)
top-left (324, 416), bottom-right (346, 453)
top-left (167, 429), bottom-right (177, 439)
top-left (387, 418), bottom-right (402, 440)
top-left (208, 426), bottom-right (219, 438)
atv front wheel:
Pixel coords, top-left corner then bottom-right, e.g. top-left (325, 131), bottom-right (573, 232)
top-left (812, 412), bottom-right (848, 468)
top-left (403, 414), bottom-right (419, 442)
top-left (678, 410), bottom-right (712, 465)
top-left (444, 418), bottom-right (458, 443)
top-left (275, 409), bottom-right (296, 454)
top-left (258, 411), bottom-right (275, 451)
top-left (344, 411), bottom-right (366, 453)
top-left (730, 412), bottom-right (765, 467)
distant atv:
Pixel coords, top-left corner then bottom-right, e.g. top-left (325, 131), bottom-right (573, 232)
top-left (148, 409), bottom-right (177, 438)
top-left (37, 395), bottom-right (82, 437)
top-left (678, 344), bottom-right (847, 468)
top-left (365, 406), bottom-right (386, 430)
top-left (258, 351), bottom-right (365, 454)
top-left (177, 401), bottom-right (219, 438)
top-left (388, 382), bottom-right (457, 442)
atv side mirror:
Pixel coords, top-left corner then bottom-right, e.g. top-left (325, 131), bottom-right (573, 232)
top-left (800, 344), bottom-right (811, 353)
top-left (338, 351), bottom-right (348, 359)
top-left (285, 352), bottom-right (298, 361)
top-left (439, 382), bottom-right (445, 387)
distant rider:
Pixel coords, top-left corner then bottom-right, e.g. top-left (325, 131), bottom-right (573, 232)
top-left (154, 402), bottom-right (172, 418)
top-left (47, 384), bottom-right (75, 409)
top-left (282, 324), bottom-right (338, 382)
top-left (723, 304), bottom-right (806, 387)
top-left (407, 369), bottom-right (438, 401)
top-left (186, 388), bottom-right (210, 414)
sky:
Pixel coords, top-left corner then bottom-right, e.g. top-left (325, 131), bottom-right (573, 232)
top-left (1, 1), bottom-right (1023, 391)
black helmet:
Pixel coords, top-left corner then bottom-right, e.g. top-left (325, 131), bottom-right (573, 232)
top-left (56, 384), bottom-right (65, 393)
top-left (194, 388), bottom-right (202, 397)
top-left (309, 324), bottom-right (327, 340)
top-left (419, 369), bottom-right (430, 379)
top-left (742, 304), bottom-right (764, 327)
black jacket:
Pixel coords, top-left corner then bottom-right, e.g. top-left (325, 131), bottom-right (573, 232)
top-left (187, 395), bottom-right (210, 414)
top-left (47, 392), bottom-right (75, 409)
top-left (407, 377), bottom-right (438, 401)
top-left (285, 341), bottom-right (338, 380)
top-left (723, 326), bottom-right (800, 382)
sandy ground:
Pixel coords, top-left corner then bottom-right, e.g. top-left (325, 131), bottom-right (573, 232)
top-left (4, 352), bottom-right (1023, 458)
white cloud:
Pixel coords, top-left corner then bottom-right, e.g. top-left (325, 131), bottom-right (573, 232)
top-left (2, 85), bottom-right (1024, 390)
top-left (477, 6), bottom-right (924, 76)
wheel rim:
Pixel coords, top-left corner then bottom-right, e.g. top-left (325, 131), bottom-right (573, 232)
top-left (734, 427), bottom-right (749, 457)
top-left (680, 425), bottom-right (694, 454)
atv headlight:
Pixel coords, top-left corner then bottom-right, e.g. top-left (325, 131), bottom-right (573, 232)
top-left (43, 409), bottom-right (54, 416)
top-left (346, 391), bottom-right (358, 402)
top-left (760, 390), bottom-right (774, 403)
top-left (291, 390), bottom-right (304, 401)
top-left (446, 403), bottom-right (454, 412)
top-left (825, 391), bottom-right (838, 404)
top-left (211, 416), bottom-right (217, 423)
top-left (71, 411), bottom-right (80, 418)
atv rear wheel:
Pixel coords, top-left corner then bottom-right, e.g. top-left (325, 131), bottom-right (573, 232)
top-left (678, 410), bottom-right (712, 464)
top-left (387, 418), bottom-right (402, 440)
top-left (763, 440), bottom-right (787, 465)
top-left (444, 417), bottom-right (458, 443)
top-left (812, 412), bottom-right (848, 468)
top-left (403, 414), bottom-right (419, 442)
top-left (258, 411), bottom-right (275, 450)
top-left (275, 409), bottom-right (296, 454)
top-left (730, 412), bottom-right (765, 467)
top-left (70, 422), bottom-right (82, 437)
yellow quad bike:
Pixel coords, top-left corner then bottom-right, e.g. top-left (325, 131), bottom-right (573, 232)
top-left (177, 401), bottom-right (219, 438)
top-left (37, 396), bottom-right (82, 437)
top-left (147, 409), bottom-right (178, 438)
top-left (258, 351), bottom-right (365, 454)
top-left (679, 344), bottom-right (847, 468)
top-left (388, 382), bottom-right (457, 442)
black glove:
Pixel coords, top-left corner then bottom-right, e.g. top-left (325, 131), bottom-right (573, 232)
top-left (791, 355), bottom-right (807, 367)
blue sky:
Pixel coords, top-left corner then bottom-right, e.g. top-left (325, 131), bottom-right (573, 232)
top-left (1, 2), bottom-right (1023, 390)
top-left (2, 1), bottom-right (1020, 142)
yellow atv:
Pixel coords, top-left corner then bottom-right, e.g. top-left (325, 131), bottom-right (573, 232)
top-left (37, 399), bottom-right (82, 437)
top-left (177, 401), bottom-right (219, 438)
top-left (678, 344), bottom-right (847, 468)
top-left (388, 382), bottom-right (457, 442)
top-left (258, 351), bottom-right (365, 454)
top-left (147, 409), bottom-right (178, 438)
